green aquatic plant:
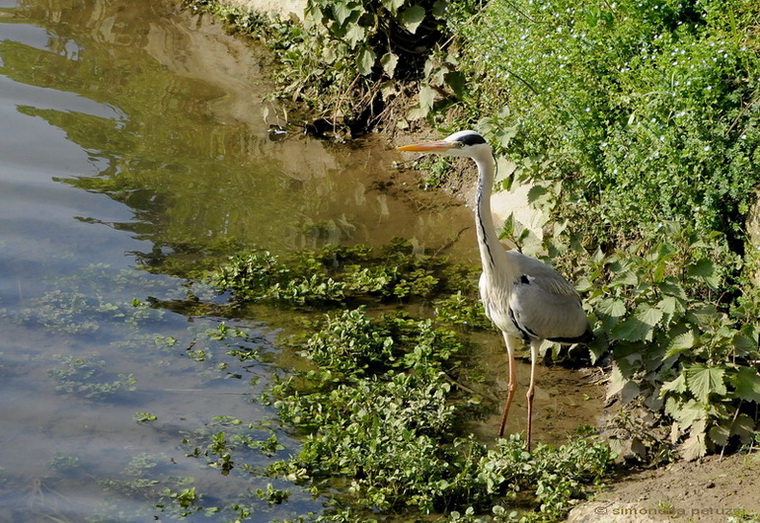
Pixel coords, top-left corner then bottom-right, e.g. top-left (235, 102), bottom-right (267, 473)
top-left (48, 353), bottom-right (136, 400)
top-left (265, 307), bottom-right (613, 518)
top-left (210, 240), bottom-right (478, 307)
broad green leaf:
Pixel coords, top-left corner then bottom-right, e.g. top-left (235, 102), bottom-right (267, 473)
top-left (380, 52), bottom-right (399, 78)
top-left (596, 298), bottom-right (626, 318)
top-left (660, 373), bottom-right (687, 396)
top-left (731, 413), bottom-right (756, 444)
top-left (605, 363), bottom-right (627, 400)
top-left (686, 364), bottom-right (726, 403)
top-left (418, 84), bottom-right (436, 113)
top-left (660, 278), bottom-right (687, 299)
top-left (444, 71), bottom-right (466, 99)
top-left (381, 0), bottom-right (405, 14)
top-left (610, 270), bottom-right (638, 287)
top-left (680, 425), bottom-right (706, 461)
top-left (732, 366), bottom-right (760, 403)
top-left (611, 316), bottom-right (650, 342)
top-left (358, 47), bottom-right (377, 76)
top-left (708, 423), bottom-right (729, 447)
top-left (663, 329), bottom-right (696, 359)
top-left (432, 0), bottom-right (447, 18)
top-left (344, 17), bottom-right (367, 46)
top-left (686, 259), bottom-right (720, 288)
top-left (400, 5), bottom-right (426, 34)
top-left (611, 304), bottom-right (662, 342)
top-left (332, 1), bottom-right (355, 25)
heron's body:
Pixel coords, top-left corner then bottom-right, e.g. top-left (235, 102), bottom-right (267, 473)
top-left (397, 130), bottom-right (592, 449)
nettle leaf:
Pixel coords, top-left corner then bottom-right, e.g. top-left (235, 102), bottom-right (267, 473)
top-left (731, 413), bottom-right (757, 444)
top-left (596, 298), bottom-right (626, 318)
top-left (680, 421), bottom-right (707, 461)
top-left (605, 363), bottom-right (627, 400)
top-left (660, 373), bottom-right (687, 396)
top-left (358, 47), bottom-right (377, 76)
top-left (685, 364), bottom-right (726, 403)
top-left (380, 52), bottom-right (399, 78)
top-left (444, 71), bottom-right (466, 99)
top-left (732, 366), bottom-right (760, 403)
top-left (400, 5), bottom-right (426, 34)
top-left (686, 259), bottom-right (720, 288)
top-left (663, 328), bottom-right (696, 359)
top-left (611, 304), bottom-right (662, 342)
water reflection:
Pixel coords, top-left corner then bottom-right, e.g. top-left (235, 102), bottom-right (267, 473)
top-left (0, 0), bottom-right (478, 519)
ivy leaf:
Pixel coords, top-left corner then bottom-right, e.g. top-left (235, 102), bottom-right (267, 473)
top-left (732, 366), bottom-right (760, 403)
top-left (685, 364), bottom-right (726, 403)
top-left (358, 47), bottom-right (377, 76)
top-left (400, 5), bottom-right (426, 34)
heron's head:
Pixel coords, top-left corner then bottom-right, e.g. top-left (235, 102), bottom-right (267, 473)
top-left (396, 130), bottom-right (491, 160)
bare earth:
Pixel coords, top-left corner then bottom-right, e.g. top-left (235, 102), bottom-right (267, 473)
top-left (568, 453), bottom-right (760, 522)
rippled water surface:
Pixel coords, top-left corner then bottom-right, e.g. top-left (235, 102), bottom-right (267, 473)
top-left (0, 0), bottom-right (475, 520)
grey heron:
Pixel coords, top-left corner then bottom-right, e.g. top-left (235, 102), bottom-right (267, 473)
top-left (397, 130), bottom-right (593, 450)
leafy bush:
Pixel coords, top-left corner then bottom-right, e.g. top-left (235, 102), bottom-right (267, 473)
top-left (453, 0), bottom-right (760, 247)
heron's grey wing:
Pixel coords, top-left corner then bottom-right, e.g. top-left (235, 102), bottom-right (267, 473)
top-left (506, 252), bottom-right (591, 342)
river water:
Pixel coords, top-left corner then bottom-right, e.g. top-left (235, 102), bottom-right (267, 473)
top-left (0, 0), bottom-right (603, 520)
top-left (0, 0), bottom-right (479, 520)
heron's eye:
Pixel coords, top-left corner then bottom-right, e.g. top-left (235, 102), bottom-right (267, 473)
top-left (454, 141), bottom-right (465, 148)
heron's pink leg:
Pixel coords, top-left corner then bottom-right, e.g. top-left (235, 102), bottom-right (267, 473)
top-left (498, 334), bottom-right (520, 438)
top-left (526, 339), bottom-right (541, 452)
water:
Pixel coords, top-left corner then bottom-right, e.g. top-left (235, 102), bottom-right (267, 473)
top-left (0, 0), bottom-right (601, 519)
top-left (0, 0), bottom-right (477, 520)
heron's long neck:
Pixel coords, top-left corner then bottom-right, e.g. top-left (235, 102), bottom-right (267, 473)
top-left (474, 154), bottom-right (504, 279)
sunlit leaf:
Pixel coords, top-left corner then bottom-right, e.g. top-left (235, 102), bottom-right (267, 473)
top-left (686, 364), bottom-right (726, 403)
top-left (381, 0), bottom-right (405, 14)
top-left (680, 426), bottom-right (706, 461)
top-left (596, 298), bottom-right (626, 318)
top-left (380, 52), bottom-right (399, 78)
top-left (660, 373), bottom-right (687, 395)
top-left (358, 47), bottom-right (377, 76)
top-left (400, 5), bottom-right (426, 34)
top-left (332, 1), bottom-right (355, 25)
top-left (663, 329), bottom-right (696, 359)
top-left (611, 304), bottom-right (662, 342)
top-left (418, 84), bottom-right (436, 113)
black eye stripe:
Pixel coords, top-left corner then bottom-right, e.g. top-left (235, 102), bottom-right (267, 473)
top-left (456, 133), bottom-right (487, 146)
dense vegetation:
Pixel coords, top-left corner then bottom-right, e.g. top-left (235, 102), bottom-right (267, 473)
top-left (182, 0), bottom-right (760, 519)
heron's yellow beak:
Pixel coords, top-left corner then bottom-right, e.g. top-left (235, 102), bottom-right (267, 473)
top-left (396, 140), bottom-right (455, 152)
